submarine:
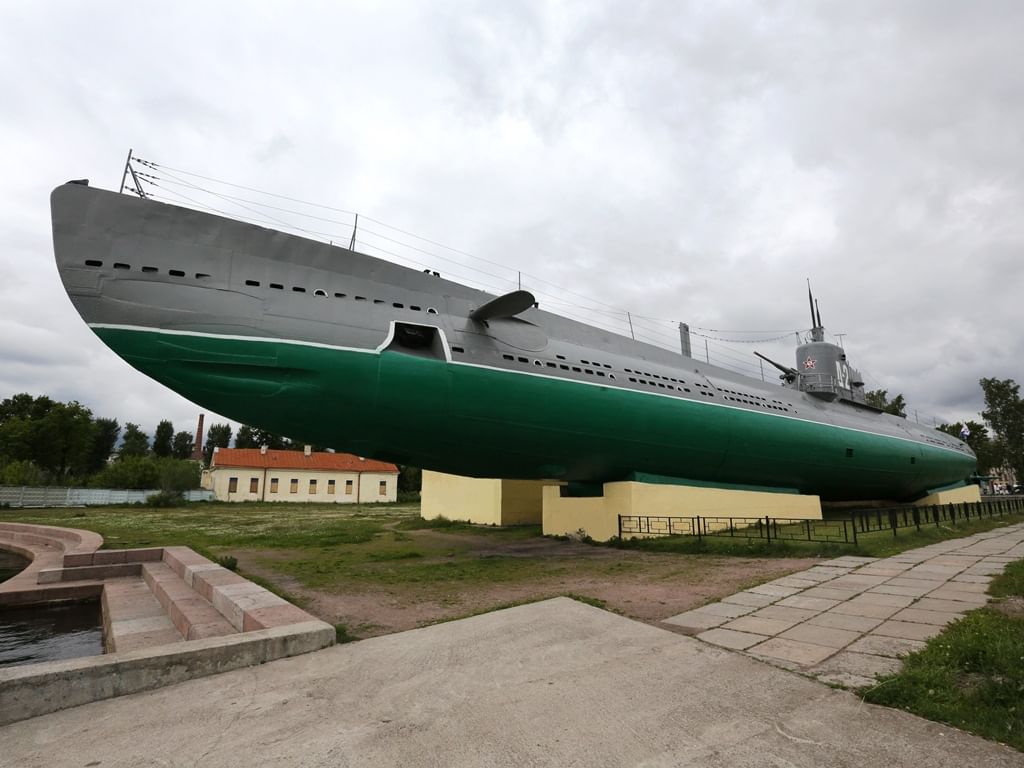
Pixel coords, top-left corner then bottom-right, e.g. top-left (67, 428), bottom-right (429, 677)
top-left (50, 179), bottom-right (976, 502)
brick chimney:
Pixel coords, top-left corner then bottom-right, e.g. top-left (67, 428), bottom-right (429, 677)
top-left (260, 445), bottom-right (268, 455)
top-left (304, 445), bottom-right (312, 457)
top-left (191, 414), bottom-right (205, 462)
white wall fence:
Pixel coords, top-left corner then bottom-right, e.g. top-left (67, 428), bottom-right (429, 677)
top-left (0, 486), bottom-right (214, 508)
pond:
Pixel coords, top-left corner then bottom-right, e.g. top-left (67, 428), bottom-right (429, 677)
top-left (0, 600), bottom-right (105, 668)
top-left (0, 550), bottom-right (105, 668)
top-left (0, 549), bottom-right (28, 582)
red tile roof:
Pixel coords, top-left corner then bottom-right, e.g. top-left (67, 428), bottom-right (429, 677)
top-left (212, 448), bottom-right (398, 473)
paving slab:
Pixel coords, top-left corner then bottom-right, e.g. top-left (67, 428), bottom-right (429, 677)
top-left (890, 607), bottom-right (962, 626)
top-left (847, 634), bottom-right (927, 658)
top-left (720, 590), bottom-right (777, 608)
top-left (722, 615), bottom-right (799, 636)
top-left (748, 636), bottom-right (837, 666)
top-left (3, 598), bottom-right (1021, 768)
top-left (777, 623), bottom-right (860, 649)
top-left (805, 612), bottom-right (884, 633)
top-left (661, 609), bottom-right (728, 632)
top-left (809, 651), bottom-right (903, 688)
top-left (872, 620), bottom-right (942, 642)
top-left (695, 627), bottom-right (766, 650)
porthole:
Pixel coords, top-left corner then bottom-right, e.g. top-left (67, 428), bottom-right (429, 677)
top-left (314, 289), bottom-right (328, 297)
top-left (427, 307), bottom-right (438, 315)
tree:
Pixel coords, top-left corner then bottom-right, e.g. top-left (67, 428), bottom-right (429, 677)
top-left (31, 401), bottom-right (96, 478)
top-left (234, 424), bottom-right (257, 449)
top-left (91, 455), bottom-right (160, 489)
top-left (171, 431), bottom-right (194, 460)
top-left (937, 420), bottom-right (1001, 474)
top-left (152, 419), bottom-right (174, 457)
top-left (157, 458), bottom-right (201, 493)
top-left (119, 423), bottom-right (150, 457)
top-left (865, 389), bottom-right (907, 417)
top-left (1, 460), bottom-right (46, 486)
top-left (203, 423), bottom-right (232, 464)
top-left (88, 418), bottom-right (120, 474)
top-left (397, 465), bottom-right (421, 493)
top-left (980, 378), bottom-right (1024, 482)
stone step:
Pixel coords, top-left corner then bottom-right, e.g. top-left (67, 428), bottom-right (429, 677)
top-left (102, 579), bottom-right (184, 653)
top-left (142, 562), bottom-right (238, 641)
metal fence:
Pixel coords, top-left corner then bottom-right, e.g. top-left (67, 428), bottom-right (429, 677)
top-left (618, 497), bottom-right (1024, 546)
top-left (0, 486), bottom-right (213, 508)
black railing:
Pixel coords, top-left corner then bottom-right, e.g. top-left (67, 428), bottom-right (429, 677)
top-left (617, 497), bottom-right (1024, 545)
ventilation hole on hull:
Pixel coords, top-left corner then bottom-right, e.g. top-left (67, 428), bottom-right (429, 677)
top-left (113, 263), bottom-right (130, 270)
top-left (427, 307), bottom-right (438, 315)
top-left (245, 279), bottom-right (260, 286)
top-left (409, 305), bottom-right (421, 311)
top-left (355, 296), bottom-right (367, 301)
top-left (517, 357), bottom-right (528, 363)
top-left (373, 299), bottom-right (384, 304)
top-left (142, 266), bottom-right (158, 273)
top-left (556, 355), bottom-right (566, 360)
top-left (293, 287), bottom-right (306, 293)
top-left (393, 302), bottom-right (404, 309)
top-left (335, 292), bottom-right (346, 298)
top-left (314, 289), bottom-right (328, 297)
top-left (503, 354), bottom-right (514, 361)
top-left (270, 283), bottom-right (283, 290)
top-left (169, 269), bottom-right (185, 277)
top-left (846, 448), bottom-right (854, 458)
top-left (451, 346), bottom-right (464, 353)
top-left (85, 260), bottom-right (102, 267)
top-left (546, 362), bottom-right (556, 368)
top-left (195, 273), bottom-right (211, 279)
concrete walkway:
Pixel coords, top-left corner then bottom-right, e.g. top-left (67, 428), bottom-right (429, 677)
top-left (4, 596), bottom-right (1021, 767)
top-left (665, 522), bottom-right (1024, 686)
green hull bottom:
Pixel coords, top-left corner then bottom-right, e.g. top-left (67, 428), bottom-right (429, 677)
top-left (94, 327), bottom-right (976, 502)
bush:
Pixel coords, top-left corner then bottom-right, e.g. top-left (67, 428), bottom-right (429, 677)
top-left (145, 490), bottom-right (183, 507)
top-left (0, 460), bottom-right (47, 486)
top-left (215, 554), bottom-right (238, 571)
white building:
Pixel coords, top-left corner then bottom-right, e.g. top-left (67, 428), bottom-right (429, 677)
top-left (204, 446), bottom-right (400, 503)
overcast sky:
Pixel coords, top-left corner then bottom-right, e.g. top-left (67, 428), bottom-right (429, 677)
top-left (1, 1), bottom-right (1021, 443)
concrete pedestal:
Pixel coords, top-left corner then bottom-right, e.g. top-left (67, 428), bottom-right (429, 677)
top-left (912, 484), bottom-right (982, 507)
top-left (420, 471), bottom-right (554, 526)
top-left (541, 482), bottom-right (822, 542)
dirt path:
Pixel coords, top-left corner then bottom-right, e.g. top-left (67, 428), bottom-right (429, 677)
top-left (232, 532), bottom-right (818, 638)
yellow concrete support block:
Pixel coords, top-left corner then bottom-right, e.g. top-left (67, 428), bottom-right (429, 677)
top-left (420, 471), bottom-right (552, 526)
top-left (542, 481), bottom-right (822, 542)
top-left (912, 485), bottom-right (982, 507)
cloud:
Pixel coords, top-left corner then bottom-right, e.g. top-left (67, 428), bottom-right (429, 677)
top-left (1, 0), bottom-right (1021, 441)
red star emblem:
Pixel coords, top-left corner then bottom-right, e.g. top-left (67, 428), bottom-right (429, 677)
top-left (803, 356), bottom-right (816, 370)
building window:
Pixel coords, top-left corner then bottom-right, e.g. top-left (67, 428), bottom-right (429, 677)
top-left (328, 479), bottom-right (336, 495)
top-left (345, 480), bottom-right (353, 495)
top-left (309, 479), bottom-right (317, 494)
top-left (378, 480), bottom-right (387, 496)
top-left (228, 477), bottom-right (238, 494)
top-left (270, 478), bottom-right (279, 494)
top-left (249, 477), bottom-right (259, 494)
top-left (290, 478), bottom-right (298, 494)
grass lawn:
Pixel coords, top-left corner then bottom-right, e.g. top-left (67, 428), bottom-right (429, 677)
top-left (862, 558), bottom-right (1024, 752)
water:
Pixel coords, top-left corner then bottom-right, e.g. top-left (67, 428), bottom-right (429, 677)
top-left (0, 549), bottom-right (28, 582)
top-left (0, 600), bottom-right (104, 668)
